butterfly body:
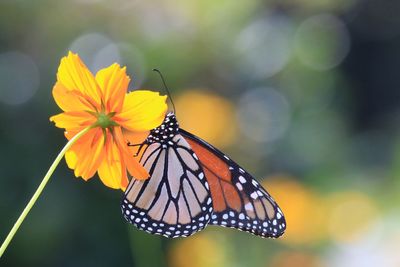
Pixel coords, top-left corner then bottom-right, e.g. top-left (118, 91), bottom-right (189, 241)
top-left (122, 112), bottom-right (286, 238)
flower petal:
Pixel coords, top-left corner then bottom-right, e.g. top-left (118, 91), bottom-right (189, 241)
top-left (95, 63), bottom-right (130, 113)
top-left (116, 90), bottom-right (167, 132)
top-left (66, 128), bottom-right (105, 180)
top-left (114, 127), bottom-right (149, 180)
top-left (65, 149), bottom-right (78, 170)
top-left (65, 128), bottom-right (97, 169)
top-left (123, 129), bottom-right (150, 156)
top-left (123, 129), bottom-right (149, 144)
top-left (50, 111), bottom-right (95, 131)
top-left (52, 82), bottom-right (93, 112)
top-left (57, 52), bottom-right (101, 110)
top-left (97, 133), bottom-right (127, 189)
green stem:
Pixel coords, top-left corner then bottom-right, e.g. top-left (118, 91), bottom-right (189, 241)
top-left (0, 126), bottom-right (91, 258)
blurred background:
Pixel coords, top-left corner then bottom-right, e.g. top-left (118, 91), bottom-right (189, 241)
top-left (1, 0), bottom-right (400, 266)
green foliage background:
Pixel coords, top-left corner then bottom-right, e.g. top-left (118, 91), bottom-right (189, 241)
top-left (1, 0), bottom-right (400, 266)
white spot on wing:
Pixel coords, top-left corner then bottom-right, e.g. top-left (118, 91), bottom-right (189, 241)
top-left (236, 182), bottom-right (243, 191)
top-left (250, 192), bottom-right (258, 199)
top-left (244, 202), bottom-right (254, 211)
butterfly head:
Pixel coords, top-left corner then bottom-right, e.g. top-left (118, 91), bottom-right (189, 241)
top-left (146, 112), bottom-right (179, 144)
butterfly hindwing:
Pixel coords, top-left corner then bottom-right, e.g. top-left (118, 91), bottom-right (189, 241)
top-left (122, 114), bottom-right (213, 238)
top-left (180, 129), bottom-right (286, 238)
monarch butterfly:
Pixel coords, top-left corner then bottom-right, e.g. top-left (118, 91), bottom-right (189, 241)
top-left (121, 112), bottom-right (286, 238)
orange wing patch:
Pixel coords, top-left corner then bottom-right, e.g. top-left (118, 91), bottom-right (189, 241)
top-left (187, 139), bottom-right (242, 212)
top-left (180, 128), bottom-right (286, 238)
top-left (203, 168), bottom-right (226, 211)
top-left (187, 139), bottom-right (231, 181)
top-left (221, 181), bottom-right (241, 211)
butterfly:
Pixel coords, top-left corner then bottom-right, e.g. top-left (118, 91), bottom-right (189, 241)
top-left (121, 112), bottom-right (286, 238)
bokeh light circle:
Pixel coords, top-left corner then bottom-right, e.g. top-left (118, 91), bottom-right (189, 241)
top-left (169, 234), bottom-right (227, 267)
top-left (237, 87), bottom-right (291, 143)
top-left (262, 175), bottom-right (327, 245)
top-left (234, 16), bottom-right (293, 79)
top-left (175, 89), bottom-right (237, 148)
top-left (69, 32), bottom-right (117, 72)
top-left (91, 43), bottom-right (122, 73)
top-left (117, 43), bottom-right (147, 89)
top-left (326, 191), bottom-right (380, 244)
top-left (294, 14), bottom-right (350, 70)
top-left (0, 51), bottom-right (40, 106)
top-left (328, 214), bottom-right (400, 267)
top-left (69, 33), bottom-right (146, 88)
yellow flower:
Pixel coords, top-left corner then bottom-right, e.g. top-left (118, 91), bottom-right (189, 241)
top-left (50, 52), bottom-right (167, 190)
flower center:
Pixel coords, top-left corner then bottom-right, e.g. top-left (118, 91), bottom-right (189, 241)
top-left (95, 112), bottom-right (117, 129)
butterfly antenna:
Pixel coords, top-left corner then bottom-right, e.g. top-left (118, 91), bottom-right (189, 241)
top-left (152, 68), bottom-right (176, 114)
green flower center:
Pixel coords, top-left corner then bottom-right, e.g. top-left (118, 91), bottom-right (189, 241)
top-left (95, 112), bottom-right (117, 129)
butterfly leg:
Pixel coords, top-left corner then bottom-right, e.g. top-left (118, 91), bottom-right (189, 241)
top-left (127, 142), bottom-right (146, 157)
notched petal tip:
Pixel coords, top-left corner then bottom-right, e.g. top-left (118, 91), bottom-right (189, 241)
top-left (95, 63), bottom-right (131, 113)
top-left (49, 111), bottom-right (96, 131)
top-left (57, 51), bottom-right (101, 108)
top-left (134, 172), bottom-right (150, 180)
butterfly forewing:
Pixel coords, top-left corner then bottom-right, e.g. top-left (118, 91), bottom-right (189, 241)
top-left (180, 129), bottom-right (286, 238)
top-left (122, 114), bottom-right (213, 238)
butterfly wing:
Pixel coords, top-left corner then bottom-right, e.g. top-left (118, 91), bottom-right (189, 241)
top-left (180, 129), bottom-right (286, 238)
top-left (122, 114), bottom-right (213, 238)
